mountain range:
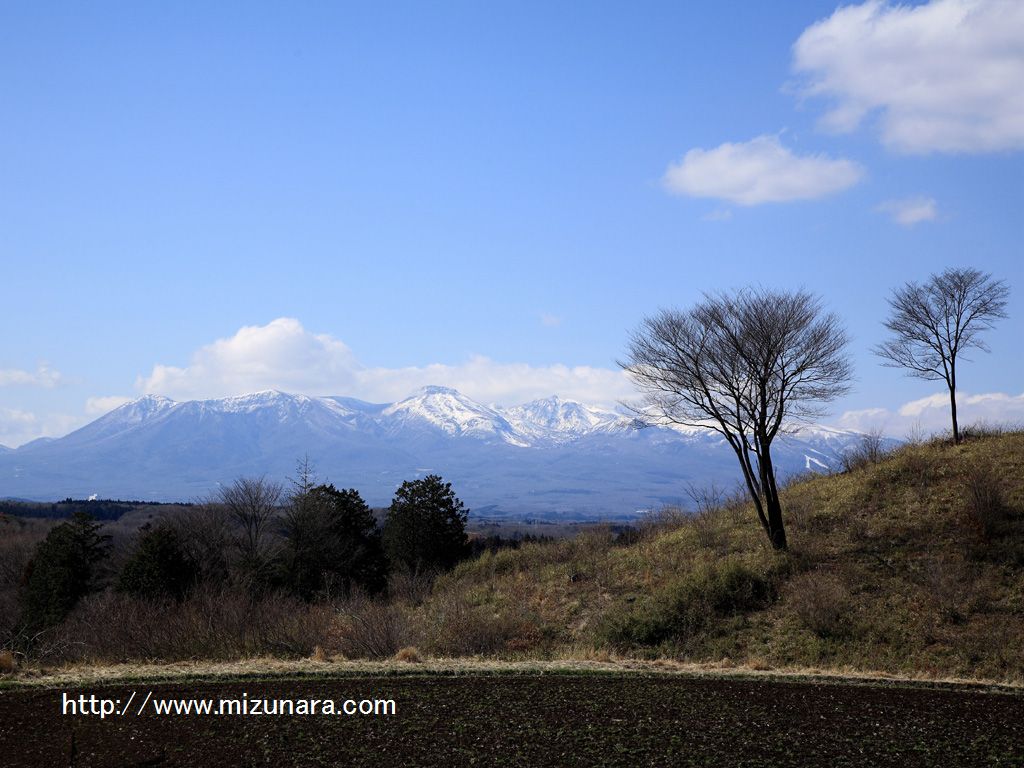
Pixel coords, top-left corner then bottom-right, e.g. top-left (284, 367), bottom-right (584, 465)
top-left (0, 386), bottom-right (871, 520)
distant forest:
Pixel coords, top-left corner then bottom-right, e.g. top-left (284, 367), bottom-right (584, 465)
top-left (0, 499), bottom-right (193, 521)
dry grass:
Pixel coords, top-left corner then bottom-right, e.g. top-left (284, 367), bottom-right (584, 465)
top-left (410, 431), bottom-right (1024, 681)
top-left (394, 646), bottom-right (423, 663)
top-left (4, 656), bottom-right (1020, 693)
top-left (6, 432), bottom-right (1022, 685)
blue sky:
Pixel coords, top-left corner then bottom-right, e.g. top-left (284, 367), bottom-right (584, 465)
top-left (1, 0), bottom-right (1022, 446)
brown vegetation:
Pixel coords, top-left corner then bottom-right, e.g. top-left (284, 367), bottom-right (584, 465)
top-left (3, 430), bottom-right (1022, 683)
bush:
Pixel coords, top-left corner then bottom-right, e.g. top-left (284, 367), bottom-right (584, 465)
top-left (44, 587), bottom-right (333, 663)
top-left (959, 422), bottom-right (1008, 441)
top-left (962, 463), bottom-right (1009, 543)
top-left (419, 591), bottom-right (542, 656)
top-left (920, 559), bottom-right (989, 623)
top-left (599, 558), bottom-right (778, 647)
top-left (387, 566), bottom-right (437, 606)
top-left (840, 429), bottom-right (888, 473)
top-left (637, 506), bottom-right (689, 538)
top-left (332, 594), bottom-right (411, 659)
top-left (786, 571), bottom-right (851, 637)
top-left (394, 646), bottom-right (422, 663)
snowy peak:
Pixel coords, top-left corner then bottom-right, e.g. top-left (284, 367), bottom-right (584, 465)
top-left (119, 394), bottom-right (178, 418)
top-left (36, 387), bottom-right (871, 454)
top-left (0, 385), bottom-right (878, 516)
top-left (202, 390), bottom-right (314, 415)
top-left (384, 386), bottom-right (523, 444)
top-left (504, 396), bottom-right (628, 440)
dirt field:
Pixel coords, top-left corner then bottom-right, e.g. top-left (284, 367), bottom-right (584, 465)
top-left (2, 673), bottom-right (1022, 767)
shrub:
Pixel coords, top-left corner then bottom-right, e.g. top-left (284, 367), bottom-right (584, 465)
top-left (45, 587), bottom-right (333, 663)
top-left (786, 571), bottom-right (851, 637)
top-left (960, 422), bottom-right (1008, 441)
top-left (332, 594), bottom-right (411, 659)
top-left (840, 429), bottom-right (888, 473)
top-left (920, 559), bottom-right (989, 623)
top-left (387, 566), bottom-right (438, 606)
top-left (394, 646), bottom-right (422, 663)
top-left (599, 558), bottom-right (778, 647)
top-left (962, 463), bottom-right (1008, 543)
top-left (419, 591), bottom-right (542, 656)
top-left (637, 506), bottom-right (688, 539)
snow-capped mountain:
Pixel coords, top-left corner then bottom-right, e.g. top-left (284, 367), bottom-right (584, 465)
top-left (0, 387), bottom-right (875, 519)
top-left (382, 386), bottom-right (527, 445)
top-left (504, 396), bottom-right (627, 443)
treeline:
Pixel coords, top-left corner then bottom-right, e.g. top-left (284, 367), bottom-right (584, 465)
top-left (0, 499), bottom-right (193, 521)
top-left (4, 469), bottom-right (533, 656)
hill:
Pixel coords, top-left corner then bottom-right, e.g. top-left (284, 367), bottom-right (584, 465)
top-left (412, 429), bottom-right (1024, 681)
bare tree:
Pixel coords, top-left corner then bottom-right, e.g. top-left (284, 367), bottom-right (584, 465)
top-left (172, 502), bottom-right (232, 586)
top-left (218, 476), bottom-right (284, 589)
top-left (620, 288), bottom-right (852, 550)
top-left (874, 268), bottom-right (1009, 444)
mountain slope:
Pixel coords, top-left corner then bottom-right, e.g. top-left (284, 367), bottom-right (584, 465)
top-left (426, 431), bottom-right (1024, 680)
top-left (0, 388), bottom-right (874, 518)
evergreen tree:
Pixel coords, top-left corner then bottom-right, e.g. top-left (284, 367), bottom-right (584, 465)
top-left (282, 484), bottom-right (386, 599)
top-left (117, 524), bottom-right (196, 601)
top-left (383, 475), bottom-right (469, 574)
top-left (20, 512), bottom-right (110, 631)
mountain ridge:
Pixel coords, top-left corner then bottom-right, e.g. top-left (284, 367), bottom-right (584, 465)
top-left (0, 387), bottom-right (876, 519)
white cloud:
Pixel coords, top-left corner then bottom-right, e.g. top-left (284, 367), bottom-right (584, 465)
top-left (837, 390), bottom-right (1024, 437)
top-left (876, 196), bottom-right (938, 225)
top-left (0, 363), bottom-right (61, 388)
top-left (137, 318), bottom-right (637, 408)
top-left (663, 135), bottom-right (864, 205)
top-left (539, 312), bottom-right (563, 328)
top-left (793, 0), bottom-right (1024, 153)
top-left (85, 396), bottom-right (134, 416)
top-left (0, 408), bottom-right (83, 448)
top-left (138, 318), bottom-right (360, 400)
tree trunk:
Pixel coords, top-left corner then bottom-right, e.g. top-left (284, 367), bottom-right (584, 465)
top-left (764, 492), bottom-right (787, 551)
top-left (728, 442), bottom-right (771, 539)
top-left (757, 447), bottom-right (787, 551)
top-left (949, 380), bottom-right (960, 445)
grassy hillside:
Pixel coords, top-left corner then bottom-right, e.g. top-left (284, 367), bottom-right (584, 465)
top-left (414, 430), bottom-right (1024, 681)
top-left (4, 431), bottom-right (1021, 685)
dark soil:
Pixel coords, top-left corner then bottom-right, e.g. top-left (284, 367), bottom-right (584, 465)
top-left (2, 674), bottom-right (1022, 767)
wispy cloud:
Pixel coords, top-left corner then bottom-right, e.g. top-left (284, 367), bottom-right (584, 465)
top-left (539, 312), bottom-right (563, 328)
top-left (137, 318), bottom-right (636, 408)
top-left (85, 396), bottom-right (134, 416)
top-left (0, 363), bottom-right (61, 388)
top-left (837, 391), bottom-right (1024, 437)
top-left (793, 0), bottom-right (1024, 153)
top-left (0, 407), bottom-right (83, 448)
top-left (663, 134), bottom-right (863, 205)
top-left (876, 197), bottom-right (938, 226)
